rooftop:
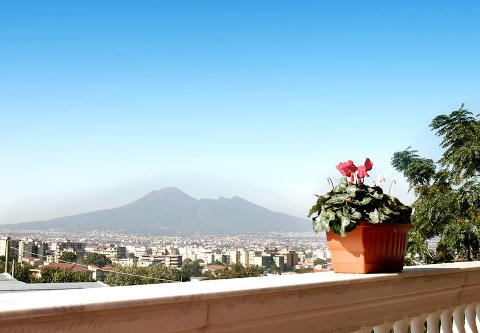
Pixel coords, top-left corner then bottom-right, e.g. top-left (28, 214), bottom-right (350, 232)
top-left (0, 273), bottom-right (107, 294)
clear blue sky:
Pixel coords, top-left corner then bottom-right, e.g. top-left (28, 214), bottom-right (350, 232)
top-left (1, 1), bottom-right (479, 223)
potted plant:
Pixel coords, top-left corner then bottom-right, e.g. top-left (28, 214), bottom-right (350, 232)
top-left (308, 158), bottom-right (412, 273)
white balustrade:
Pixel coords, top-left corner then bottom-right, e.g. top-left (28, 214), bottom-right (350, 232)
top-left (393, 319), bottom-right (409, 333)
top-left (361, 305), bottom-right (480, 333)
top-left (454, 305), bottom-right (467, 333)
top-left (373, 324), bottom-right (391, 333)
top-left (441, 310), bottom-right (454, 333)
top-left (476, 305), bottom-right (480, 332)
top-left (466, 304), bottom-right (478, 333)
top-left (1, 262), bottom-right (480, 333)
top-left (427, 313), bottom-right (440, 333)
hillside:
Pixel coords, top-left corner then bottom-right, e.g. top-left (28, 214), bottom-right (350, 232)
top-left (5, 188), bottom-right (311, 234)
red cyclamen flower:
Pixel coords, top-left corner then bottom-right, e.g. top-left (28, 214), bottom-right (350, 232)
top-left (357, 158), bottom-right (373, 179)
top-left (336, 160), bottom-right (358, 182)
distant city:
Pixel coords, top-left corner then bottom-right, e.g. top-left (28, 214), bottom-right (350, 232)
top-left (0, 228), bottom-right (331, 282)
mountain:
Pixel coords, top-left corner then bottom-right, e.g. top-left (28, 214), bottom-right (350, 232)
top-left (5, 188), bottom-right (311, 234)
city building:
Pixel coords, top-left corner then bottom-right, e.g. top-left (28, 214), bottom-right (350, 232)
top-left (273, 255), bottom-right (285, 268)
top-left (137, 254), bottom-right (182, 268)
top-left (51, 241), bottom-right (86, 262)
top-left (18, 239), bottom-right (34, 259)
top-left (95, 244), bottom-right (127, 260)
top-left (253, 255), bottom-right (274, 268)
top-left (228, 250), bottom-right (240, 264)
top-left (0, 237), bottom-right (19, 261)
top-left (279, 249), bottom-right (299, 268)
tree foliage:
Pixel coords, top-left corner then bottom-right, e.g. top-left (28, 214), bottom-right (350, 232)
top-left (1, 261), bottom-right (90, 283)
top-left (431, 106), bottom-right (480, 182)
top-left (38, 266), bottom-right (91, 283)
top-left (0, 261), bottom-right (35, 283)
top-left (392, 105), bottom-right (480, 263)
top-left (104, 263), bottom-right (184, 286)
top-left (59, 252), bottom-right (78, 263)
top-left (314, 258), bottom-right (327, 265)
top-left (294, 267), bottom-right (314, 274)
top-left (81, 253), bottom-right (112, 267)
top-left (181, 258), bottom-right (203, 277)
top-left (203, 263), bottom-right (263, 280)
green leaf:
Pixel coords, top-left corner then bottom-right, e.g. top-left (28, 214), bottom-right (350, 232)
top-left (353, 196), bottom-right (373, 206)
top-left (368, 209), bottom-right (381, 223)
top-left (326, 193), bottom-right (350, 205)
top-left (340, 216), bottom-right (352, 236)
top-left (346, 185), bottom-right (359, 197)
top-left (351, 210), bottom-right (362, 219)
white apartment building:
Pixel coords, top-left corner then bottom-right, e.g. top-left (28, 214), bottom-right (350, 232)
top-left (137, 255), bottom-right (182, 269)
top-left (51, 241), bottom-right (86, 261)
top-left (18, 239), bottom-right (34, 259)
top-left (112, 257), bottom-right (137, 267)
top-left (97, 244), bottom-right (127, 260)
top-left (229, 250), bottom-right (240, 264)
top-left (200, 250), bottom-right (214, 264)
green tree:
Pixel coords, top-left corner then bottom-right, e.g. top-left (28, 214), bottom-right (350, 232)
top-left (294, 267), bottom-right (314, 274)
top-left (59, 252), bottom-right (77, 263)
top-left (39, 267), bottom-right (91, 283)
top-left (104, 263), bottom-right (181, 286)
top-left (392, 105), bottom-right (480, 263)
top-left (13, 262), bottom-right (35, 283)
top-left (314, 258), bottom-right (327, 265)
top-left (81, 253), bottom-right (112, 267)
top-left (203, 263), bottom-right (263, 280)
top-left (0, 261), bottom-right (35, 283)
top-left (181, 258), bottom-right (203, 278)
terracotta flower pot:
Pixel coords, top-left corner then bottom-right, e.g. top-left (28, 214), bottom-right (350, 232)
top-left (326, 221), bottom-right (412, 273)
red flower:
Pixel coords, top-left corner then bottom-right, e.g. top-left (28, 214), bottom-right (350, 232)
top-left (357, 158), bottom-right (373, 179)
top-left (336, 160), bottom-right (358, 182)
top-left (364, 158), bottom-right (373, 171)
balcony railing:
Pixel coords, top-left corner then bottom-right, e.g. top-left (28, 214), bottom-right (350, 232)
top-left (1, 262), bottom-right (480, 332)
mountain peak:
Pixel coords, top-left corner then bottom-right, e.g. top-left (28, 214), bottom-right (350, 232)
top-left (9, 187), bottom-right (310, 234)
top-left (153, 187), bottom-right (187, 195)
top-left (131, 187), bottom-right (196, 205)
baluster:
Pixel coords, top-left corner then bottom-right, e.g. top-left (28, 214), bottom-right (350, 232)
top-left (427, 313), bottom-right (440, 333)
top-left (373, 324), bottom-right (391, 333)
top-left (465, 304), bottom-right (477, 333)
top-left (351, 328), bottom-right (371, 333)
top-left (393, 319), bottom-right (409, 333)
top-left (476, 304), bottom-right (480, 332)
top-left (453, 305), bottom-right (466, 333)
top-left (411, 316), bottom-right (426, 333)
top-left (441, 309), bottom-right (453, 333)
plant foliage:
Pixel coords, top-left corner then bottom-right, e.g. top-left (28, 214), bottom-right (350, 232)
top-left (392, 104), bottom-right (480, 263)
top-left (309, 177), bottom-right (411, 236)
top-left (80, 253), bottom-right (112, 267)
top-left (203, 263), bottom-right (263, 280)
top-left (38, 266), bottom-right (91, 283)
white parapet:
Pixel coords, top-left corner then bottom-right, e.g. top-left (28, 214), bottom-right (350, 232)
top-left (2, 262), bottom-right (480, 332)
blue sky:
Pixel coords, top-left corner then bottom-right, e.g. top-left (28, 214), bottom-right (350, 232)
top-left (1, 1), bottom-right (479, 223)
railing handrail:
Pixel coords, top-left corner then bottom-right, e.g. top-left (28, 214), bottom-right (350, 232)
top-left (1, 262), bottom-right (480, 332)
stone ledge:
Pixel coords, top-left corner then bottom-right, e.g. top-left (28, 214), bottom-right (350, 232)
top-left (0, 262), bottom-right (480, 333)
